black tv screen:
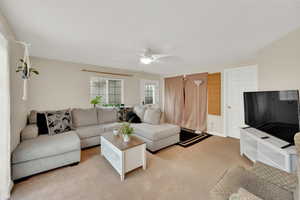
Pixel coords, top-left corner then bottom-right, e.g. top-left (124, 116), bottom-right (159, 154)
top-left (244, 90), bottom-right (300, 144)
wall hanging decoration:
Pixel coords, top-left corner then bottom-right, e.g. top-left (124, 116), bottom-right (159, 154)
top-left (15, 41), bottom-right (39, 100)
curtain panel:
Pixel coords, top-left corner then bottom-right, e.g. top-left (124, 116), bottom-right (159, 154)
top-left (164, 76), bottom-right (184, 126)
top-left (182, 73), bottom-right (208, 132)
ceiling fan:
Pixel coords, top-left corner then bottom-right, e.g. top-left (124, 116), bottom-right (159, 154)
top-left (139, 48), bottom-right (171, 64)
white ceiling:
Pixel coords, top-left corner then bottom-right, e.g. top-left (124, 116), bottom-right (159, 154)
top-left (1, 0), bottom-right (300, 75)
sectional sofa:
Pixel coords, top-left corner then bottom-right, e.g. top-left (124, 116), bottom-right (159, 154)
top-left (12, 107), bottom-right (180, 180)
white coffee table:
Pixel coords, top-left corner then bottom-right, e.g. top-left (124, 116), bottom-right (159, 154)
top-left (101, 132), bottom-right (146, 181)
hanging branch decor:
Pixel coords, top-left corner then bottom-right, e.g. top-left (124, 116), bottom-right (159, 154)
top-left (15, 41), bottom-right (39, 100)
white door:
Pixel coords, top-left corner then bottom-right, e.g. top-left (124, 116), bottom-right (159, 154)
top-left (224, 66), bottom-right (258, 138)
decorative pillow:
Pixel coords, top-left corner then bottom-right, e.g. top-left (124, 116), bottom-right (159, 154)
top-left (45, 109), bottom-right (72, 135)
top-left (133, 105), bottom-right (146, 121)
top-left (28, 110), bottom-right (38, 124)
top-left (36, 112), bottom-right (49, 135)
top-left (21, 124), bottom-right (39, 141)
top-left (126, 111), bottom-right (142, 123)
top-left (143, 108), bottom-right (161, 125)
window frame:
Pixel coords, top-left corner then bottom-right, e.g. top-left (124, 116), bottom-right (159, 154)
top-left (90, 76), bottom-right (124, 105)
top-left (140, 79), bottom-right (159, 105)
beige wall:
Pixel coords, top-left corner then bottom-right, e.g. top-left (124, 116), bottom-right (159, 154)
top-left (257, 27), bottom-right (300, 91)
top-left (28, 57), bottom-right (162, 111)
top-left (0, 13), bottom-right (26, 152)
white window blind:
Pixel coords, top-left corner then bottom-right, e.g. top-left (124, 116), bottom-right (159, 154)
top-left (90, 77), bottom-right (123, 105)
top-left (141, 80), bottom-right (159, 105)
top-left (144, 83), bottom-right (156, 104)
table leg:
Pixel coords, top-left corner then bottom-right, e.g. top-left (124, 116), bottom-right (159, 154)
top-left (142, 144), bottom-right (146, 170)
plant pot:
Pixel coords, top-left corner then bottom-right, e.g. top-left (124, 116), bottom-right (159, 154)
top-left (123, 134), bottom-right (130, 142)
top-left (113, 129), bottom-right (119, 136)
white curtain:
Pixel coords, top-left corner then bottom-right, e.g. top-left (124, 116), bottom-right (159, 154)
top-left (0, 34), bottom-right (12, 200)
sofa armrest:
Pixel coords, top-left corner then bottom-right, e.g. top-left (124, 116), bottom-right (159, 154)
top-left (210, 166), bottom-right (249, 200)
top-left (21, 124), bottom-right (39, 141)
top-left (250, 161), bottom-right (298, 191)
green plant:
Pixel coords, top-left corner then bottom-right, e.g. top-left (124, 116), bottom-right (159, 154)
top-left (119, 123), bottom-right (134, 136)
top-left (90, 96), bottom-right (102, 108)
top-left (16, 59), bottom-right (39, 79)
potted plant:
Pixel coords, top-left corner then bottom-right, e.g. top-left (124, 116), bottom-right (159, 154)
top-left (90, 96), bottom-right (102, 108)
top-left (16, 59), bottom-right (39, 79)
top-left (119, 123), bottom-right (134, 142)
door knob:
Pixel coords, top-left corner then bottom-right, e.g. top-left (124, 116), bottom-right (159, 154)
top-left (227, 105), bottom-right (232, 109)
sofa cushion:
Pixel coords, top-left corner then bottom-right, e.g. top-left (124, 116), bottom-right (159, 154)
top-left (132, 123), bottom-right (180, 141)
top-left (45, 109), bottom-right (72, 135)
top-left (12, 131), bottom-right (80, 164)
top-left (21, 124), bottom-right (39, 141)
top-left (72, 108), bottom-right (98, 128)
top-left (97, 108), bottom-right (118, 124)
top-left (75, 125), bottom-right (104, 139)
top-left (143, 108), bottom-right (161, 125)
top-left (102, 122), bottom-right (122, 132)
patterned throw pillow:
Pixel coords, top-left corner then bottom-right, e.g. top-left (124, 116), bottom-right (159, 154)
top-left (45, 109), bottom-right (72, 135)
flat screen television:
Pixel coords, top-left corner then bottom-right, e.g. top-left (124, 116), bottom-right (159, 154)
top-left (244, 90), bottom-right (300, 145)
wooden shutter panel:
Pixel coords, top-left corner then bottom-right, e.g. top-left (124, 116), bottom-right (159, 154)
top-left (208, 73), bottom-right (221, 115)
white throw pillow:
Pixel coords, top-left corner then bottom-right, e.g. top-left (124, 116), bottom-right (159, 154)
top-left (21, 124), bottom-right (39, 141)
top-left (143, 108), bottom-right (161, 125)
top-left (133, 105), bottom-right (146, 121)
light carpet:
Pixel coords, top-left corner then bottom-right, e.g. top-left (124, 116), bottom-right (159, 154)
top-left (11, 136), bottom-right (252, 200)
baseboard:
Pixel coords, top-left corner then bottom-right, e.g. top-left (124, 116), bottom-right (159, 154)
top-left (207, 131), bottom-right (225, 137)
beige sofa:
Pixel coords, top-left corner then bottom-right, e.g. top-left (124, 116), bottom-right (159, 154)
top-left (12, 107), bottom-right (180, 180)
top-left (12, 108), bottom-right (121, 180)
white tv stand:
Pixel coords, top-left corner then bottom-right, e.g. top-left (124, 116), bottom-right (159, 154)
top-left (240, 127), bottom-right (298, 173)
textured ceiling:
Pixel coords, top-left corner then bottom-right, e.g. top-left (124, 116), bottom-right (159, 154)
top-left (1, 0), bottom-right (300, 75)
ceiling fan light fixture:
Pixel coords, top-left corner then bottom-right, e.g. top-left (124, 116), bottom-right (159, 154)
top-left (140, 57), bottom-right (153, 64)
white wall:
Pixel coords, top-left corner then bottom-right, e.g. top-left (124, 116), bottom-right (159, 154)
top-left (28, 57), bottom-right (162, 111)
top-left (0, 13), bottom-right (26, 152)
top-left (257, 27), bottom-right (300, 91)
top-left (0, 12), bottom-right (26, 200)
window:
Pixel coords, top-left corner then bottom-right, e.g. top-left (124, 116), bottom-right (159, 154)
top-left (144, 83), bottom-right (156, 104)
top-left (90, 77), bottom-right (123, 105)
top-left (141, 80), bottom-right (159, 105)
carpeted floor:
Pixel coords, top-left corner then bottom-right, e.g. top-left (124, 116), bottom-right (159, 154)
top-left (11, 136), bottom-right (252, 200)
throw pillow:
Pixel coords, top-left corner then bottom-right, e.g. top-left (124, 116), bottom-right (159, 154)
top-left (133, 105), bottom-right (146, 121)
top-left (45, 109), bottom-right (72, 135)
top-left (28, 110), bottom-right (38, 124)
top-left (143, 108), bottom-right (161, 125)
top-left (36, 112), bottom-right (49, 135)
top-left (126, 111), bottom-right (142, 123)
top-left (21, 124), bottom-right (39, 141)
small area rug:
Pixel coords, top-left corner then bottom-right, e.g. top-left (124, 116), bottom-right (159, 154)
top-left (178, 129), bottom-right (212, 147)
